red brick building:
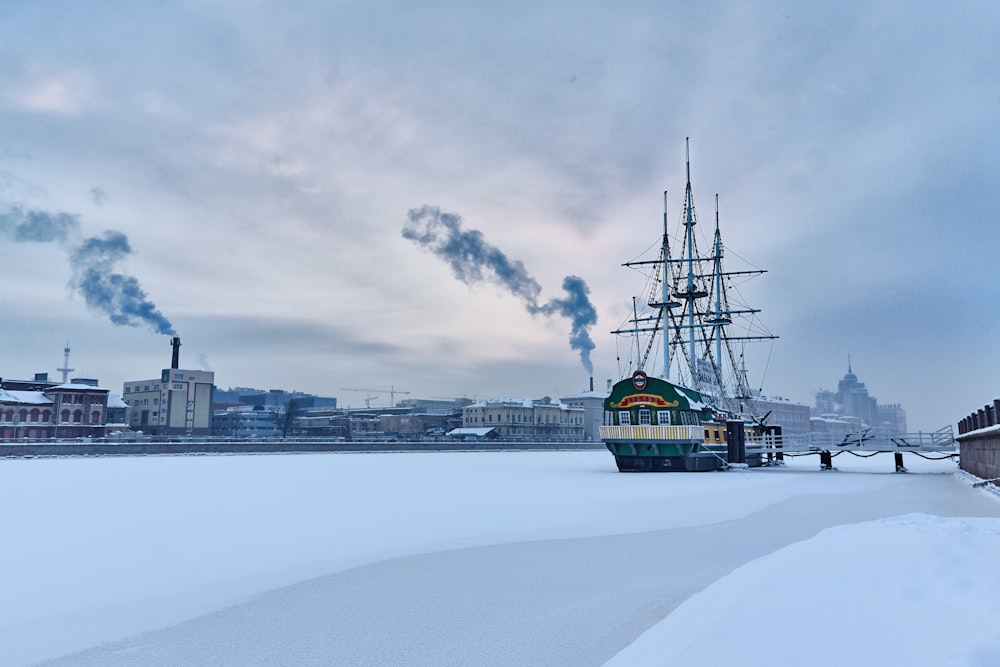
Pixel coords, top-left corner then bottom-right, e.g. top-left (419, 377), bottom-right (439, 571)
top-left (0, 380), bottom-right (111, 439)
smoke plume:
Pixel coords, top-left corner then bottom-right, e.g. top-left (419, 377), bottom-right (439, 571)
top-left (530, 275), bottom-right (597, 375)
top-left (402, 205), bottom-right (543, 303)
top-left (403, 205), bottom-right (596, 374)
top-left (0, 206), bottom-right (78, 243)
top-left (0, 205), bottom-right (175, 335)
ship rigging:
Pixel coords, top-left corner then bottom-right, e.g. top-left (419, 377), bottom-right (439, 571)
top-left (613, 139), bottom-right (777, 419)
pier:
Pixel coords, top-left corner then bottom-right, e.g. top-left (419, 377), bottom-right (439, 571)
top-left (957, 399), bottom-right (1000, 482)
top-left (741, 427), bottom-right (958, 472)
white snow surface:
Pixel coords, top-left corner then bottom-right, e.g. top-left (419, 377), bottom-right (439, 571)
top-left (2, 450), bottom-right (999, 666)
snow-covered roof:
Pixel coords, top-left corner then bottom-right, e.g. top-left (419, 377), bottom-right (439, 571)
top-left (560, 391), bottom-right (608, 400)
top-left (0, 389), bottom-right (52, 405)
top-left (218, 404), bottom-right (282, 413)
top-left (465, 397), bottom-right (577, 410)
top-left (107, 394), bottom-right (128, 408)
top-left (51, 382), bottom-right (110, 392)
top-left (752, 394), bottom-right (809, 406)
top-left (676, 387), bottom-right (708, 410)
top-left (447, 427), bottom-right (497, 437)
top-left (811, 415), bottom-right (851, 424)
top-left (481, 397), bottom-right (536, 408)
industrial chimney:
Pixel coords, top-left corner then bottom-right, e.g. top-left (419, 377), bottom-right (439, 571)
top-left (589, 376), bottom-right (594, 392)
top-left (170, 336), bottom-right (181, 369)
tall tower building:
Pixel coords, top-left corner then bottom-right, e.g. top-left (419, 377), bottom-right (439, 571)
top-left (814, 360), bottom-right (905, 432)
top-left (56, 342), bottom-right (74, 384)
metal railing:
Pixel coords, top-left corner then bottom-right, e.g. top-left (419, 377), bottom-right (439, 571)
top-left (747, 426), bottom-right (957, 454)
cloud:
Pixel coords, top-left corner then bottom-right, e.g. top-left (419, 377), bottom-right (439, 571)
top-left (2, 70), bottom-right (97, 116)
top-left (180, 314), bottom-right (401, 360)
top-left (1, 2), bottom-right (998, 426)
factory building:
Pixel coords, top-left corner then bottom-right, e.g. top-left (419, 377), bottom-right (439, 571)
top-left (122, 337), bottom-right (214, 436)
top-left (561, 378), bottom-right (609, 441)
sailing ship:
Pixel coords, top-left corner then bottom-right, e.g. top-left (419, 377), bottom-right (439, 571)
top-left (601, 140), bottom-right (780, 472)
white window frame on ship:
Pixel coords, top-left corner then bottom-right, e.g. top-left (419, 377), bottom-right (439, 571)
top-left (656, 410), bottom-right (671, 425)
top-left (638, 408), bottom-right (651, 425)
top-left (618, 411), bottom-right (631, 426)
top-left (678, 411), bottom-right (701, 426)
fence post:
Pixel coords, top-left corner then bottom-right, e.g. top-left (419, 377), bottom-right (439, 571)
top-left (820, 450), bottom-right (832, 470)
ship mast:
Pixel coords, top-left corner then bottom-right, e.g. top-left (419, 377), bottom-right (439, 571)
top-left (614, 139), bottom-right (776, 409)
top-left (661, 190), bottom-right (671, 379)
top-left (712, 195), bottom-right (726, 379)
top-left (614, 194), bottom-right (679, 376)
top-left (684, 141), bottom-right (698, 385)
top-left (674, 138), bottom-right (708, 388)
top-left (703, 191), bottom-right (777, 414)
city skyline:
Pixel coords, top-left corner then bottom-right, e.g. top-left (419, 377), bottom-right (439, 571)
top-left (2, 3), bottom-right (998, 432)
top-left (9, 341), bottom-right (906, 416)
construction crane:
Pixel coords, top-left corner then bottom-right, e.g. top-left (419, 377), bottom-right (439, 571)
top-left (339, 386), bottom-right (410, 408)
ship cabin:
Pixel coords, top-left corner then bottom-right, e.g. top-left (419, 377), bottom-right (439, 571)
top-left (600, 370), bottom-right (732, 471)
top-left (602, 371), bottom-right (724, 442)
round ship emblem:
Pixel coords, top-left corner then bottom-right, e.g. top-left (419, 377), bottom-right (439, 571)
top-left (631, 370), bottom-right (648, 390)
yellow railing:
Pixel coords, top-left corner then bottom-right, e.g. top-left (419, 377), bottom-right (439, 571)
top-left (599, 425), bottom-right (703, 442)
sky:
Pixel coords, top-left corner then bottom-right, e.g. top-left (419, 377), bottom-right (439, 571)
top-left (1, 1), bottom-right (998, 430)
top-left (3, 450), bottom-right (998, 665)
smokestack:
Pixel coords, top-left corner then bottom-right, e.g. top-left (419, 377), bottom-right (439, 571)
top-left (170, 336), bottom-right (181, 369)
top-left (590, 376), bottom-right (594, 392)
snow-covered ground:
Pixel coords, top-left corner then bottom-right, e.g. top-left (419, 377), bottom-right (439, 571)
top-left (2, 450), bottom-right (998, 666)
